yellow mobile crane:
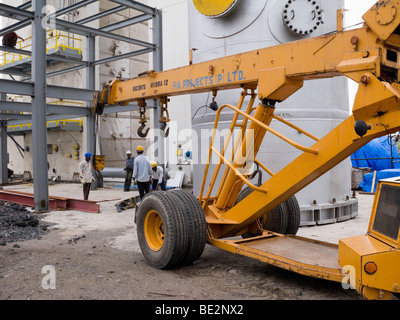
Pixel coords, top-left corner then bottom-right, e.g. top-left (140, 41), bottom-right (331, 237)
top-left (96, 1), bottom-right (400, 300)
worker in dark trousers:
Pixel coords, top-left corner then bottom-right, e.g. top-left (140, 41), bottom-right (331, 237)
top-left (2, 32), bottom-right (24, 48)
top-left (123, 150), bottom-right (134, 191)
top-left (79, 152), bottom-right (94, 200)
top-left (133, 145), bottom-right (152, 199)
top-left (151, 161), bottom-right (166, 191)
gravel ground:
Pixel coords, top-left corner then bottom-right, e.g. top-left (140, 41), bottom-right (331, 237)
top-left (0, 182), bottom-right (376, 305)
top-left (0, 201), bottom-right (49, 245)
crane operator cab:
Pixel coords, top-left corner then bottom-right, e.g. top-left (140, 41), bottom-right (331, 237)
top-left (339, 177), bottom-right (400, 300)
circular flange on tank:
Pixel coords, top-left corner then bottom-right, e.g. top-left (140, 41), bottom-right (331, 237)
top-left (191, 0), bottom-right (268, 39)
top-left (268, 0), bottom-right (324, 44)
top-left (282, 0), bottom-right (323, 36)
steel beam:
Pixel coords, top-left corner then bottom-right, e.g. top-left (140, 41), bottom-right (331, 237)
top-left (6, 113), bottom-right (84, 126)
top-left (76, 5), bottom-right (126, 25)
top-left (0, 79), bottom-right (94, 101)
top-left (109, 0), bottom-right (156, 16)
top-left (0, 190), bottom-right (100, 213)
top-left (100, 13), bottom-right (153, 32)
top-left (18, 2), bottom-right (32, 10)
top-left (0, 101), bottom-right (89, 115)
top-left (31, 0), bottom-right (49, 212)
top-left (0, 3), bottom-right (34, 19)
top-left (0, 19), bottom-right (31, 38)
top-left (0, 45), bottom-right (31, 55)
top-left (54, 18), bottom-right (155, 48)
top-left (101, 101), bottom-right (156, 115)
top-left (0, 0), bottom-right (96, 36)
top-left (0, 79), bottom-right (33, 95)
top-left (0, 190), bottom-right (59, 210)
top-left (92, 47), bottom-right (153, 66)
top-left (54, 0), bottom-right (97, 17)
top-left (0, 113), bottom-right (32, 120)
top-left (45, 64), bottom-right (87, 78)
top-left (47, 84), bottom-right (94, 101)
top-left (0, 45), bottom-right (89, 65)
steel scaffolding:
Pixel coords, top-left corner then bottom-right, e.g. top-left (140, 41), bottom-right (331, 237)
top-left (0, 0), bottom-right (163, 212)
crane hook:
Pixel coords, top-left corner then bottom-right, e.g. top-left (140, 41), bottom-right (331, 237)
top-left (137, 123), bottom-right (150, 138)
top-left (160, 122), bottom-right (169, 138)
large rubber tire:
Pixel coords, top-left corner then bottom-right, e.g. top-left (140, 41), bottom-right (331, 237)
top-left (169, 189), bottom-right (207, 265)
top-left (284, 196), bottom-right (300, 235)
top-left (136, 191), bottom-right (188, 269)
top-left (236, 187), bottom-right (288, 234)
top-left (262, 203), bottom-right (288, 234)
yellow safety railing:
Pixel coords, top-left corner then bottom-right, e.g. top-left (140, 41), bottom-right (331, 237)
top-left (0, 35), bottom-right (31, 67)
top-left (0, 29), bottom-right (82, 68)
top-left (46, 29), bottom-right (82, 55)
top-left (6, 100), bottom-right (83, 131)
top-left (198, 89), bottom-right (321, 209)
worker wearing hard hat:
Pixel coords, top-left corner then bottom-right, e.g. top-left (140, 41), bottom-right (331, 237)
top-left (151, 161), bottom-right (166, 191)
top-left (123, 150), bottom-right (134, 192)
top-left (78, 152), bottom-right (94, 200)
top-left (133, 145), bottom-right (152, 199)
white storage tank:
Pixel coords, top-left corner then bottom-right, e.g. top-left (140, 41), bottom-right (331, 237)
top-left (189, 0), bottom-right (358, 226)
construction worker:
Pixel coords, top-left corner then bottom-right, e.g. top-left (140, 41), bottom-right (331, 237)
top-left (151, 161), bottom-right (166, 191)
top-left (133, 145), bottom-right (152, 199)
top-left (123, 150), bottom-right (134, 192)
top-left (79, 152), bottom-right (94, 200)
top-left (2, 32), bottom-right (24, 48)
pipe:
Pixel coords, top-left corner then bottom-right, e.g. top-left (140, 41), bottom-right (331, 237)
top-left (101, 167), bottom-right (125, 178)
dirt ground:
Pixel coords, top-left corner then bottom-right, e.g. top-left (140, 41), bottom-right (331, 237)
top-left (0, 182), bottom-right (368, 301)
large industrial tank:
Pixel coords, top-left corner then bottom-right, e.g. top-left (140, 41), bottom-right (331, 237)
top-left (189, 0), bottom-right (358, 226)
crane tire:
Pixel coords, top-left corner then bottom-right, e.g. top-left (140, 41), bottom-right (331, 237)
top-left (236, 187), bottom-right (288, 234)
top-left (284, 195), bottom-right (300, 235)
top-left (170, 189), bottom-right (207, 265)
top-left (262, 203), bottom-right (288, 234)
top-left (136, 191), bottom-right (188, 269)
top-left (236, 186), bottom-right (253, 203)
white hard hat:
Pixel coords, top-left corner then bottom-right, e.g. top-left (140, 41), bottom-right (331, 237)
top-left (126, 150), bottom-right (131, 154)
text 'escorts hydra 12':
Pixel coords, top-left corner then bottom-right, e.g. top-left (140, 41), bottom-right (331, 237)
top-left (95, 0), bottom-right (400, 300)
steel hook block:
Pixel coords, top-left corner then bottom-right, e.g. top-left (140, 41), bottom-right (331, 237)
top-left (160, 122), bottom-right (169, 138)
top-left (137, 123), bottom-right (150, 138)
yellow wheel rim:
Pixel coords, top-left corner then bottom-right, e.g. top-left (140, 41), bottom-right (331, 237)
top-left (144, 210), bottom-right (164, 251)
top-left (193, 0), bottom-right (239, 17)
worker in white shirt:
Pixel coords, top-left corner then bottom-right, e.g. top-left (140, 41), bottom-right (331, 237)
top-left (79, 152), bottom-right (94, 200)
top-left (151, 161), bottom-right (166, 191)
top-left (123, 150), bottom-right (134, 191)
top-left (133, 145), bottom-right (152, 199)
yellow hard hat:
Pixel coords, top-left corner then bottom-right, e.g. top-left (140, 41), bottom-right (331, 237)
top-left (151, 161), bottom-right (157, 168)
top-left (136, 145), bottom-right (144, 151)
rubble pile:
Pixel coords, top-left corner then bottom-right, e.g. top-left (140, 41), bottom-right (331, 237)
top-left (0, 201), bottom-right (48, 245)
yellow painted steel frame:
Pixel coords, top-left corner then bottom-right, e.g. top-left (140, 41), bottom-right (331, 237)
top-left (339, 178), bottom-right (400, 300)
top-left (98, 1), bottom-right (400, 298)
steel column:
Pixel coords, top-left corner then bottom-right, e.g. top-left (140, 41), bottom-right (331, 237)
top-left (152, 9), bottom-right (165, 165)
top-left (31, 0), bottom-right (49, 212)
top-left (86, 35), bottom-right (96, 156)
top-left (0, 93), bottom-right (8, 184)
top-left (86, 35), bottom-right (99, 190)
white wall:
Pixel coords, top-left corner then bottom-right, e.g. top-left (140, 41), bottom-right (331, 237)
top-left (147, 0), bottom-right (192, 169)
